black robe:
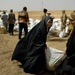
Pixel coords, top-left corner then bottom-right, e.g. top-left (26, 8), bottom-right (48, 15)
top-left (12, 16), bottom-right (52, 74)
top-left (55, 26), bottom-right (75, 75)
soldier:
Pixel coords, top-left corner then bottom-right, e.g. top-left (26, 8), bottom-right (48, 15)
top-left (1, 11), bottom-right (8, 32)
top-left (61, 10), bottom-right (68, 31)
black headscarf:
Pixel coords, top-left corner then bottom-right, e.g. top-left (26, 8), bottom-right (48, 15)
top-left (55, 26), bottom-right (75, 75)
top-left (12, 16), bottom-right (53, 74)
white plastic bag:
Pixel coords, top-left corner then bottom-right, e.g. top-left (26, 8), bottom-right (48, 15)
top-left (45, 47), bottom-right (66, 71)
top-left (59, 29), bottom-right (67, 38)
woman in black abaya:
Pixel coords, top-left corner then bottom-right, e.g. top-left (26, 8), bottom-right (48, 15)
top-left (11, 16), bottom-right (53, 74)
top-left (55, 12), bottom-right (75, 75)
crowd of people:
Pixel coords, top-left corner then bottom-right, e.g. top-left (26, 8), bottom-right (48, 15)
top-left (0, 7), bottom-right (75, 75)
top-left (0, 6), bottom-right (29, 39)
top-left (0, 8), bottom-right (74, 39)
top-left (1, 9), bottom-right (16, 35)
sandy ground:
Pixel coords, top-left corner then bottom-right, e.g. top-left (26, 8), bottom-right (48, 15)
top-left (0, 10), bottom-right (71, 75)
top-left (0, 31), bottom-right (68, 75)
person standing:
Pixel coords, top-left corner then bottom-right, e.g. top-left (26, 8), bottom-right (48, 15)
top-left (41, 8), bottom-right (48, 20)
top-left (18, 6), bottom-right (29, 39)
top-left (61, 10), bottom-right (68, 31)
top-left (1, 11), bottom-right (8, 32)
top-left (8, 9), bottom-right (16, 35)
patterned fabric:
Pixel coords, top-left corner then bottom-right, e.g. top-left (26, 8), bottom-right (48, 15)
top-left (18, 11), bottom-right (29, 23)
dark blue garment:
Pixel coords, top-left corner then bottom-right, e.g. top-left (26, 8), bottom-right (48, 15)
top-left (18, 22), bottom-right (28, 39)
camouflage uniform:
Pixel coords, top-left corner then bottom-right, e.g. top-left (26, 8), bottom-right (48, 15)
top-left (61, 10), bottom-right (68, 31)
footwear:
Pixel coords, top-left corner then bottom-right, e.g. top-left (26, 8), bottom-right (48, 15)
top-left (12, 33), bottom-right (14, 35)
top-left (9, 33), bottom-right (12, 35)
top-left (19, 38), bottom-right (21, 40)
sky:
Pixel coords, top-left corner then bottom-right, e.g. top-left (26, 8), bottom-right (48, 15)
top-left (0, 0), bottom-right (75, 11)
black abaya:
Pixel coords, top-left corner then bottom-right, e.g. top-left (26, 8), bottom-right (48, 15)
top-left (12, 16), bottom-right (53, 74)
top-left (55, 27), bottom-right (75, 75)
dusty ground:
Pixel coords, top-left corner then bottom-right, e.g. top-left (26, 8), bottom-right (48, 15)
top-left (0, 31), bottom-right (68, 75)
top-left (0, 10), bottom-right (71, 75)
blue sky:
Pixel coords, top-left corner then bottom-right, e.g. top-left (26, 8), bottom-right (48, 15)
top-left (0, 0), bottom-right (75, 11)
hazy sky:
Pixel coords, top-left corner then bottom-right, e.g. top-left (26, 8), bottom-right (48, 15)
top-left (0, 0), bottom-right (75, 11)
